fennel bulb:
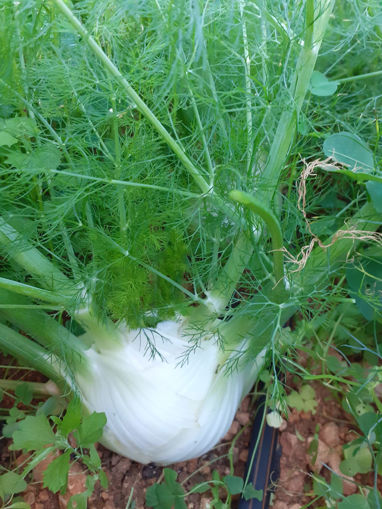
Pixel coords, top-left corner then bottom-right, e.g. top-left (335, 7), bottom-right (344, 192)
top-left (76, 320), bottom-right (264, 464)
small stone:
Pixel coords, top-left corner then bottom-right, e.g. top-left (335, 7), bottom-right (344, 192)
top-left (287, 471), bottom-right (305, 493)
top-left (111, 454), bottom-right (120, 466)
top-left (101, 492), bottom-right (109, 501)
top-left (187, 458), bottom-right (198, 473)
top-left (320, 422), bottom-right (340, 448)
top-left (35, 504), bottom-right (44, 509)
top-left (290, 505), bottom-right (302, 509)
top-left (223, 430), bottom-right (233, 441)
top-left (201, 465), bottom-right (211, 476)
top-left (38, 490), bottom-right (50, 502)
top-left (24, 490), bottom-right (35, 505)
top-left (240, 397), bottom-right (250, 412)
top-left (118, 457), bottom-right (132, 471)
top-left (239, 449), bottom-right (248, 462)
top-left (271, 501), bottom-right (289, 509)
top-left (236, 412), bottom-right (250, 426)
top-left (230, 420), bottom-right (240, 435)
top-left (281, 432), bottom-right (299, 450)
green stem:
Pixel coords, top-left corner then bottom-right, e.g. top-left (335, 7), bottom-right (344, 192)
top-left (27, 169), bottom-right (200, 199)
top-left (205, 233), bottom-right (253, 313)
top-left (52, 0), bottom-right (211, 195)
top-left (229, 190), bottom-right (285, 289)
top-left (336, 70), bottom-right (382, 84)
top-left (258, 0), bottom-right (334, 200)
top-left (0, 322), bottom-right (63, 386)
top-left (239, 0), bottom-right (253, 173)
top-left (189, 87), bottom-right (214, 182)
top-left (0, 277), bottom-right (70, 305)
top-left (0, 217), bottom-right (72, 293)
top-left (0, 289), bottom-right (84, 360)
top-left (209, 0), bottom-right (334, 310)
top-left (0, 379), bottom-right (59, 396)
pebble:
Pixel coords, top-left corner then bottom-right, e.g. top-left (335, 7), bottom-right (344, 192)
top-left (279, 468), bottom-right (305, 493)
top-left (118, 458), bottom-right (132, 471)
top-left (38, 490), bottom-right (49, 502)
top-left (320, 422), bottom-right (340, 448)
top-left (201, 465), bottom-right (211, 476)
top-left (240, 397), bottom-right (250, 412)
top-left (24, 490), bottom-right (35, 505)
top-left (239, 450), bottom-right (248, 462)
top-left (111, 454), bottom-right (120, 466)
top-left (187, 458), bottom-right (198, 472)
top-left (236, 412), bottom-right (250, 426)
top-left (271, 501), bottom-right (289, 509)
top-left (230, 420), bottom-right (240, 435)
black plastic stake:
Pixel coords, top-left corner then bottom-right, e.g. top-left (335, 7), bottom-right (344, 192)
top-left (238, 397), bottom-right (281, 508)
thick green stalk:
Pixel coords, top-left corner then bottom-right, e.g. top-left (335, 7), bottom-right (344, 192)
top-left (0, 217), bottom-right (71, 293)
top-left (209, 0), bottom-right (334, 311)
top-left (52, 0), bottom-right (211, 196)
top-left (204, 233), bottom-right (253, 314)
top-left (0, 289), bottom-right (84, 361)
top-left (0, 219), bottom-right (121, 347)
top-left (229, 190), bottom-right (285, 289)
top-left (258, 0), bottom-right (334, 198)
top-left (0, 276), bottom-right (71, 305)
top-left (0, 322), bottom-right (64, 386)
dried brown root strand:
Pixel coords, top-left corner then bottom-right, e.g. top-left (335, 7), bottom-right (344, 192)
top-left (284, 158), bottom-right (382, 273)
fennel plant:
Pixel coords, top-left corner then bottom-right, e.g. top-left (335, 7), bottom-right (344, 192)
top-left (0, 0), bottom-right (380, 465)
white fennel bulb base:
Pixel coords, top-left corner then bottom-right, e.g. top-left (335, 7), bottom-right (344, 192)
top-left (76, 320), bottom-right (265, 465)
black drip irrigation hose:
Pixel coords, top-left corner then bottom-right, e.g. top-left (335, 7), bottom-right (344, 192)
top-left (238, 396), bottom-right (281, 508)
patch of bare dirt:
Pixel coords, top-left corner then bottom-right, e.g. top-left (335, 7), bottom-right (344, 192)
top-left (270, 374), bottom-right (381, 508)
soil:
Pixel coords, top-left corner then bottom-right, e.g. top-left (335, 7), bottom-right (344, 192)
top-left (1, 353), bottom-right (380, 509)
top-left (270, 372), bottom-right (382, 509)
